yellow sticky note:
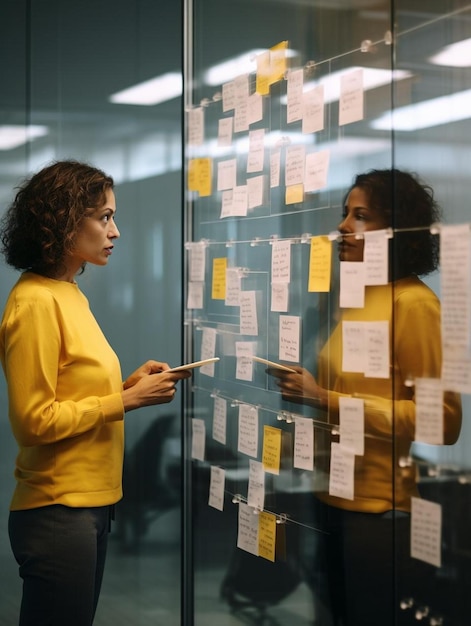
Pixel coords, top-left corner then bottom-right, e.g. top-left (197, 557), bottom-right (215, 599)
top-left (262, 425), bottom-right (282, 475)
top-left (285, 183), bottom-right (304, 205)
top-left (256, 51), bottom-right (271, 96)
top-left (187, 159), bottom-right (198, 192)
top-left (308, 236), bottom-right (332, 292)
top-left (197, 158), bottom-right (213, 197)
top-left (211, 258), bottom-right (227, 300)
top-left (258, 511), bottom-right (276, 562)
top-left (269, 40), bottom-right (288, 85)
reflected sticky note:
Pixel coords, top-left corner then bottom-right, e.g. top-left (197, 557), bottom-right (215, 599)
top-left (211, 258), bottom-right (227, 300)
top-left (258, 511), bottom-right (276, 562)
top-left (285, 184), bottom-right (304, 205)
top-left (308, 236), bottom-right (332, 292)
top-left (411, 496), bottom-right (442, 568)
top-left (262, 425), bottom-right (282, 475)
top-left (188, 157), bottom-right (212, 197)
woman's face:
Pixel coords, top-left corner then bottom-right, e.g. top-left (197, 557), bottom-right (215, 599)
top-left (337, 186), bottom-right (389, 262)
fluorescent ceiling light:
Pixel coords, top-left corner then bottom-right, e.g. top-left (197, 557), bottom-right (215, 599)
top-left (370, 88), bottom-right (471, 131)
top-left (429, 38), bottom-right (471, 67)
top-left (0, 125), bottom-right (48, 150)
top-left (280, 66), bottom-right (412, 105)
top-left (109, 72), bottom-right (182, 106)
top-left (204, 48), bottom-right (298, 86)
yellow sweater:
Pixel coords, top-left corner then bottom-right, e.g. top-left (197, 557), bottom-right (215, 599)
top-left (0, 272), bottom-right (125, 510)
top-left (317, 276), bottom-right (462, 513)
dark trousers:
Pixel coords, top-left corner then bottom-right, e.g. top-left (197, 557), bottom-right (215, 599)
top-left (9, 505), bottom-right (112, 626)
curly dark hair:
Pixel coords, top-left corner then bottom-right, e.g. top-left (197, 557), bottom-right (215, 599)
top-left (347, 168), bottom-right (441, 278)
top-left (0, 159), bottom-right (114, 276)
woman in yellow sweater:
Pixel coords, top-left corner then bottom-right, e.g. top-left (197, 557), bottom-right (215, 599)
top-left (0, 160), bottom-right (190, 626)
top-left (270, 169), bottom-right (462, 625)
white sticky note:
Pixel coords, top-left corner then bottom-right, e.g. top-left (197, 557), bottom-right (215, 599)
top-left (342, 321), bottom-right (367, 373)
top-left (248, 92), bottom-right (263, 125)
top-left (218, 117), bottom-right (233, 147)
top-left (188, 242), bottom-right (206, 282)
top-left (247, 129), bottom-right (265, 173)
top-left (442, 348), bottom-right (471, 394)
top-left (247, 460), bottom-right (265, 511)
top-left (200, 327), bottom-right (217, 376)
top-left (208, 466), bottom-right (225, 511)
top-left (212, 396), bottom-right (227, 445)
top-left (217, 158), bottom-right (237, 191)
top-left (237, 502), bottom-right (259, 555)
top-left (247, 175), bottom-right (265, 210)
top-left (415, 378), bottom-right (444, 444)
top-left (235, 341), bottom-right (255, 381)
top-left (279, 315), bottom-right (301, 362)
top-left (411, 497), bottom-right (442, 568)
top-left (339, 396), bottom-right (365, 456)
top-left (364, 230), bottom-right (389, 285)
top-left (238, 404), bottom-right (259, 458)
top-left (271, 283), bottom-right (289, 313)
top-left (339, 68), bottom-right (364, 126)
top-left (285, 144), bottom-right (306, 187)
top-left (328, 442), bottom-right (355, 500)
top-left (225, 267), bottom-right (242, 306)
top-left (187, 281), bottom-right (204, 310)
top-left (220, 189), bottom-right (233, 218)
top-left (339, 261), bottom-right (365, 308)
top-left (233, 74), bottom-right (249, 133)
top-left (240, 291), bottom-right (258, 336)
top-left (188, 107), bottom-right (204, 146)
top-left (287, 68), bottom-right (304, 123)
top-left (294, 416), bottom-right (314, 471)
top-left (232, 185), bottom-right (248, 216)
top-left (271, 240), bottom-right (292, 284)
top-left (302, 84), bottom-right (325, 134)
top-left (365, 321), bottom-right (389, 379)
top-left (222, 80), bottom-right (236, 112)
top-left (191, 418), bottom-right (205, 461)
top-left (270, 149), bottom-right (281, 188)
top-left (304, 149), bottom-right (330, 193)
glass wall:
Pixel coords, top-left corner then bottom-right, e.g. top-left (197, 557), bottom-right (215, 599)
top-left (184, 1), bottom-right (471, 625)
top-left (0, 1), bottom-right (184, 625)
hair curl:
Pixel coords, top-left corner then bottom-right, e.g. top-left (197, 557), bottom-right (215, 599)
top-left (347, 168), bottom-right (441, 278)
top-left (1, 159), bottom-right (114, 275)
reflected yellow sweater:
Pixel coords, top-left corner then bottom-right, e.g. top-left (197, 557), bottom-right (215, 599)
top-left (0, 272), bottom-right (125, 510)
top-left (317, 276), bottom-right (462, 513)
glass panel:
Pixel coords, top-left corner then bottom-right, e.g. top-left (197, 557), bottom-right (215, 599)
top-left (0, 2), bottom-right (184, 624)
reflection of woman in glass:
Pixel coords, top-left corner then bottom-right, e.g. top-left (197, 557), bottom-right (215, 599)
top-left (270, 169), bottom-right (462, 625)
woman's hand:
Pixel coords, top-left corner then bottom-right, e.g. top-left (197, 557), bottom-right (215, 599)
top-left (122, 360), bottom-right (191, 412)
top-left (267, 365), bottom-right (328, 407)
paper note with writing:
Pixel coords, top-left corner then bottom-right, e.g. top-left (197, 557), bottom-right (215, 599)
top-left (247, 129), bottom-right (265, 173)
top-left (411, 496), bottom-right (442, 568)
top-left (208, 466), bottom-right (225, 511)
top-left (415, 378), bottom-right (444, 444)
top-left (222, 80), bottom-right (236, 112)
top-left (339, 68), bottom-right (364, 126)
top-left (279, 315), bottom-right (301, 362)
top-left (188, 242), bottom-right (206, 282)
top-left (247, 175), bottom-right (265, 210)
top-left (269, 40), bottom-right (288, 85)
top-left (440, 223), bottom-right (471, 352)
top-left (235, 341), bottom-right (255, 381)
top-left (238, 403), bottom-right (259, 458)
top-left (442, 349), bottom-right (471, 394)
top-left (262, 425), bottom-right (282, 475)
top-left (285, 145), bottom-right (306, 186)
top-left (225, 267), bottom-right (242, 306)
top-left (191, 418), bottom-right (205, 461)
top-left (220, 190), bottom-right (233, 218)
top-left (287, 68), bottom-right (304, 123)
top-left (232, 185), bottom-right (248, 216)
top-left (294, 416), bottom-right (314, 471)
top-left (212, 396), bottom-right (227, 445)
top-left (304, 150), bottom-right (329, 193)
top-left (342, 321), bottom-right (367, 373)
top-left (270, 149), bottom-right (281, 188)
top-left (187, 281), bottom-right (203, 310)
top-left (328, 442), bottom-right (355, 500)
top-left (258, 511), bottom-right (277, 562)
top-left (340, 261), bottom-right (365, 308)
top-left (234, 74), bottom-right (249, 133)
top-left (255, 50), bottom-right (271, 96)
top-left (212, 258), bottom-right (227, 300)
top-left (285, 183), bottom-right (304, 205)
top-left (240, 291), bottom-right (259, 336)
top-left (365, 321), bottom-right (389, 379)
top-left (302, 84), bottom-right (325, 134)
top-left (271, 283), bottom-right (289, 313)
top-left (271, 240), bottom-right (291, 284)
top-left (237, 502), bottom-right (259, 555)
top-left (364, 229), bottom-right (389, 285)
top-left (188, 158), bottom-right (212, 197)
top-left (339, 397), bottom-right (365, 456)
top-left (217, 158), bottom-right (237, 191)
top-left (308, 236), bottom-right (332, 292)
top-left (248, 92), bottom-right (263, 125)
top-left (218, 117), bottom-right (233, 147)
top-left (200, 327), bottom-right (217, 376)
top-left (247, 459), bottom-right (265, 511)
top-left (188, 107), bottom-right (204, 146)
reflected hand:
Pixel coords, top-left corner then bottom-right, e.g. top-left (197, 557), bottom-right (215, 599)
top-left (267, 365), bottom-right (325, 406)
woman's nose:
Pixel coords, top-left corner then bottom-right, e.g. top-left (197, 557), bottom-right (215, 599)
top-left (338, 214), bottom-right (351, 233)
top-left (110, 218), bottom-right (120, 239)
